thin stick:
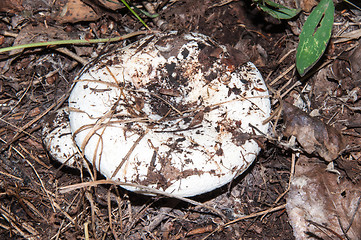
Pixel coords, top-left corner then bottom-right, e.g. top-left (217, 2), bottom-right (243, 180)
top-left (56, 47), bottom-right (88, 65)
top-left (149, 92), bottom-right (183, 115)
top-left (59, 179), bottom-right (228, 220)
top-left (0, 30), bottom-right (154, 54)
top-left (269, 64), bottom-right (295, 86)
top-left (202, 204), bottom-right (286, 240)
top-left (0, 169), bottom-right (23, 181)
top-left (111, 130), bottom-right (148, 178)
top-left (11, 145), bottom-right (56, 212)
top-left (274, 153), bottom-right (296, 203)
top-left (0, 93), bottom-right (68, 152)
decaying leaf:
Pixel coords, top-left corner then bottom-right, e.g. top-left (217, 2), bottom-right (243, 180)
top-left (283, 102), bottom-right (344, 161)
top-left (94, 0), bottom-right (124, 11)
top-left (349, 39), bottom-right (361, 82)
top-left (55, 0), bottom-right (99, 24)
top-left (299, 0), bottom-right (318, 12)
top-left (1, 24), bottom-right (76, 73)
top-left (287, 156), bottom-right (361, 240)
top-left (337, 156), bottom-right (361, 183)
top-left (9, 24), bottom-right (70, 56)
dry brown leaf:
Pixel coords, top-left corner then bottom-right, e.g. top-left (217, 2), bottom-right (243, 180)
top-left (55, 0), bottom-right (99, 24)
top-left (299, 0), bottom-right (318, 12)
top-left (2, 24), bottom-right (71, 72)
top-left (9, 24), bottom-right (70, 56)
top-left (283, 102), bottom-right (344, 162)
top-left (96, 0), bottom-right (123, 11)
top-left (337, 156), bottom-right (361, 183)
top-left (287, 156), bottom-right (361, 240)
top-left (334, 29), bottom-right (361, 44)
top-left (349, 39), bottom-right (361, 82)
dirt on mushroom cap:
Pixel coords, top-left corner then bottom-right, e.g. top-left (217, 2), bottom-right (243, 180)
top-left (67, 32), bottom-right (271, 197)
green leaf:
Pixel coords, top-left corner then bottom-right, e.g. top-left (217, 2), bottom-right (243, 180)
top-left (296, 0), bottom-right (334, 76)
top-left (257, 0), bottom-right (301, 19)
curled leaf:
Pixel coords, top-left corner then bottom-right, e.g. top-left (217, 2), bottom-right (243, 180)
top-left (283, 102), bottom-right (344, 162)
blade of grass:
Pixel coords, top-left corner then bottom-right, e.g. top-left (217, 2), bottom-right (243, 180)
top-left (105, 0), bottom-right (159, 18)
top-left (0, 30), bottom-right (152, 54)
top-left (118, 0), bottom-right (151, 30)
top-left (344, 0), bottom-right (361, 11)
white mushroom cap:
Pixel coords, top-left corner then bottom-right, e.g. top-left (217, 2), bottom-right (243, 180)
top-left (65, 32), bottom-right (271, 197)
top-left (42, 108), bottom-right (80, 168)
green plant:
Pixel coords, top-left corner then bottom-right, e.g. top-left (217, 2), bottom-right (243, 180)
top-left (255, 0), bottom-right (335, 77)
top-left (117, 0), bottom-right (151, 30)
top-left (253, 0), bottom-right (301, 19)
top-left (296, 0), bottom-right (334, 76)
top-left (106, 0), bottom-right (159, 30)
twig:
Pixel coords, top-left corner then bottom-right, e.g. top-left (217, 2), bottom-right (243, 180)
top-left (18, 143), bottom-right (50, 169)
top-left (307, 220), bottom-right (345, 240)
top-left (59, 179), bottom-right (228, 220)
top-left (345, 195), bottom-right (361, 233)
top-left (269, 64), bottom-right (295, 86)
top-left (0, 203), bottom-right (39, 237)
top-left (111, 130), bottom-right (148, 178)
top-left (202, 204), bottom-right (286, 240)
top-left (56, 47), bottom-right (88, 65)
top-left (0, 93), bottom-right (68, 152)
top-left (0, 169), bottom-right (23, 181)
top-left (7, 143), bottom-right (56, 215)
top-left (274, 153), bottom-right (296, 203)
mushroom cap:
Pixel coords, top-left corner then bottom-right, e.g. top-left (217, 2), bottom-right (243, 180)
top-left (68, 32), bottom-right (271, 197)
top-left (42, 108), bottom-right (80, 168)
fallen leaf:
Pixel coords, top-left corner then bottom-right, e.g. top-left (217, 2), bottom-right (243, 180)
top-left (9, 24), bottom-right (70, 56)
top-left (337, 156), bottom-right (361, 183)
top-left (1, 24), bottom-right (72, 73)
top-left (349, 39), bottom-right (361, 82)
top-left (96, 0), bottom-right (123, 11)
top-left (299, 0), bottom-right (318, 12)
top-left (283, 102), bottom-right (344, 161)
top-left (287, 155), bottom-right (361, 240)
top-left (55, 0), bottom-right (99, 24)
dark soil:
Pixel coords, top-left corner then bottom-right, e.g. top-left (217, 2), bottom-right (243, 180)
top-left (0, 0), bottom-right (360, 239)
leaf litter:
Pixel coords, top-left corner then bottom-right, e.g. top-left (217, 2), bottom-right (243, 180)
top-left (283, 101), bottom-right (344, 162)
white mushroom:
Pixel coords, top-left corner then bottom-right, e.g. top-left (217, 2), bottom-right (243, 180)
top-left (42, 108), bottom-right (81, 168)
top-left (45, 32), bottom-right (271, 197)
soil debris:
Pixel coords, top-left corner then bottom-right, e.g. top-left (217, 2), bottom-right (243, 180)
top-left (0, 0), bottom-right (23, 14)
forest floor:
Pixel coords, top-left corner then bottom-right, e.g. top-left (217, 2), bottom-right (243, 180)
top-left (0, 0), bottom-right (360, 239)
